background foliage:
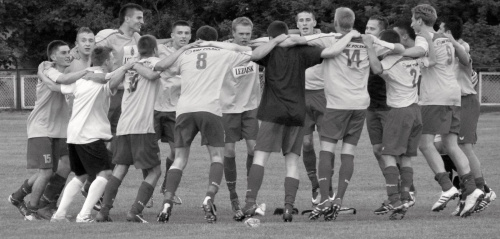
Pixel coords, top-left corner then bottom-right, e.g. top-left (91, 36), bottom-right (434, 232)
top-left (1, 0), bottom-right (499, 68)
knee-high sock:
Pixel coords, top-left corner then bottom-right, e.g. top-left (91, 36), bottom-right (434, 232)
top-left (12, 179), bottom-right (32, 201)
top-left (475, 177), bottom-right (485, 192)
top-left (245, 164), bottom-right (264, 204)
top-left (79, 176), bottom-right (107, 217)
top-left (163, 169), bottom-right (183, 204)
top-left (434, 172), bottom-right (453, 192)
top-left (52, 177), bottom-right (83, 219)
top-left (101, 176), bottom-right (122, 210)
top-left (303, 149), bottom-right (319, 192)
top-left (130, 181), bottom-right (154, 215)
top-left (206, 162), bottom-right (224, 200)
top-left (284, 177), bottom-right (299, 210)
top-left (460, 173), bottom-right (476, 197)
top-left (336, 154), bottom-right (354, 200)
top-left (224, 157), bottom-right (238, 199)
top-left (246, 154), bottom-right (254, 176)
top-left (400, 167), bottom-right (414, 201)
top-left (383, 166), bottom-right (401, 202)
top-left (165, 158), bottom-right (174, 171)
top-left (318, 151), bottom-right (334, 202)
top-left (39, 174), bottom-right (67, 208)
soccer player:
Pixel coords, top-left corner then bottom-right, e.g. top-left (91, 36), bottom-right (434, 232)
top-left (296, 8), bottom-right (404, 221)
top-left (393, 20), bottom-right (417, 49)
top-left (295, 10), bottom-right (328, 206)
top-left (36, 46), bottom-right (132, 222)
top-left (220, 17), bottom-right (261, 217)
top-left (405, 4), bottom-right (483, 217)
top-left (366, 29), bottom-right (435, 219)
top-left (156, 25), bottom-right (289, 224)
top-left (155, 21), bottom-right (191, 205)
top-left (439, 16), bottom-right (496, 213)
top-left (95, 35), bottom-right (190, 223)
top-left (8, 40), bottom-right (88, 220)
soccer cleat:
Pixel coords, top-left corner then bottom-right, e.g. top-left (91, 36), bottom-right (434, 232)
top-left (308, 199), bottom-right (331, 221)
top-left (157, 202), bottom-right (172, 223)
top-left (282, 209), bottom-right (293, 222)
top-left (37, 206), bottom-right (54, 220)
top-left (24, 211), bottom-right (42, 221)
top-left (255, 203), bottom-right (266, 216)
top-left (460, 189), bottom-right (484, 217)
top-left (93, 197), bottom-right (103, 211)
top-left (389, 200), bottom-right (409, 220)
top-left (172, 195), bottom-right (183, 205)
top-left (50, 216), bottom-right (70, 223)
top-left (126, 211), bottom-right (148, 223)
top-left (431, 186), bottom-right (459, 212)
top-left (8, 194), bottom-right (30, 217)
top-left (202, 198), bottom-right (217, 223)
top-left (76, 214), bottom-right (95, 223)
top-left (95, 208), bottom-right (113, 222)
top-left (374, 200), bottom-right (405, 215)
top-left (408, 191), bottom-right (416, 208)
top-left (146, 198), bottom-right (154, 208)
top-left (475, 189), bottom-right (496, 213)
top-left (273, 207), bottom-right (299, 215)
top-left (451, 200), bottom-right (465, 216)
top-left (312, 191), bottom-right (320, 207)
top-left (231, 199), bottom-right (244, 221)
top-left (325, 202), bottom-right (340, 221)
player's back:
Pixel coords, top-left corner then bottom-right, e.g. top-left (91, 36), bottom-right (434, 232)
top-left (454, 41), bottom-right (476, 95)
top-left (176, 47), bottom-right (251, 117)
top-left (380, 56), bottom-right (421, 108)
top-left (419, 33), bottom-right (461, 106)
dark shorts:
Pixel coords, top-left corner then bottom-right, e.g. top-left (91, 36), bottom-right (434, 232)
top-left (222, 109), bottom-right (259, 143)
top-left (254, 121), bottom-right (304, 156)
top-left (174, 112), bottom-right (225, 148)
top-left (108, 89), bottom-right (124, 135)
top-left (68, 140), bottom-right (112, 177)
top-left (458, 94), bottom-right (479, 144)
top-left (112, 134), bottom-right (160, 169)
top-left (303, 90), bottom-right (327, 135)
top-left (154, 111), bottom-right (176, 143)
top-left (382, 104), bottom-right (423, 157)
top-left (421, 105), bottom-right (460, 135)
top-left (320, 109), bottom-right (366, 146)
top-left (27, 137), bottom-right (68, 171)
top-left (366, 109), bottom-right (390, 145)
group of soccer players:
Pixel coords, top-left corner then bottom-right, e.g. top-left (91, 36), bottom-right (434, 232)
top-left (8, 2), bottom-right (496, 224)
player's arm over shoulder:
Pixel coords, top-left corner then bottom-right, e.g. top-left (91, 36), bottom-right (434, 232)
top-left (403, 36), bottom-right (427, 58)
top-left (133, 57), bottom-right (161, 81)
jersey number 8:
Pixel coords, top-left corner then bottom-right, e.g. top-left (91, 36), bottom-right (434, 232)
top-left (196, 53), bottom-right (207, 69)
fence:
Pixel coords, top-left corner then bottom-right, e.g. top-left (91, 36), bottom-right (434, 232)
top-left (0, 70), bottom-right (500, 109)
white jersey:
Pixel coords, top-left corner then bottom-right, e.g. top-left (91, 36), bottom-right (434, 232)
top-left (305, 64), bottom-right (324, 90)
top-left (221, 60), bottom-right (260, 114)
top-left (454, 41), bottom-right (476, 95)
top-left (307, 33), bottom-right (395, 109)
top-left (155, 43), bottom-right (181, 112)
top-left (60, 67), bottom-right (115, 144)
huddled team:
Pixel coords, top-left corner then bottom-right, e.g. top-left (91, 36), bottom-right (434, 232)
top-left (7, 3), bottom-right (496, 224)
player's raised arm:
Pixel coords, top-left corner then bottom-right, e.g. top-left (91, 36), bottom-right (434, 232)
top-left (250, 34), bottom-right (289, 61)
top-left (155, 40), bottom-right (201, 71)
top-left (199, 41), bottom-right (252, 52)
top-left (363, 35), bottom-right (383, 75)
top-left (108, 62), bottom-right (134, 89)
top-left (320, 30), bottom-right (360, 58)
top-left (444, 32), bottom-right (470, 66)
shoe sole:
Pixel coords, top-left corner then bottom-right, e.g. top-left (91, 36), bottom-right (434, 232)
top-left (431, 193), bottom-right (459, 212)
top-left (203, 201), bottom-right (217, 223)
top-left (324, 205), bottom-right (339, 221)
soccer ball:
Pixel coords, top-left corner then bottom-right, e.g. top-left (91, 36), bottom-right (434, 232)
top-left (244, 218), bottom-right (260, 227)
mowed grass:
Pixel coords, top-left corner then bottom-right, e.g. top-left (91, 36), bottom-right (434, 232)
top-left (0, 111), bottom-right (499, 239)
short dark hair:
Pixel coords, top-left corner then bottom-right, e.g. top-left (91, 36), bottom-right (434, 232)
top-left (295, 9), bottom-right (316, 22)
top-left (91, 46), bottom-right (112, 66)
top-left (369, 15), bottom-right (389, 30)
top-left (441, 16), bottom-right (463, 40)
top-left (46, 40), bottom-right (69, 61)
top-left (138, 35), bottom-right (158, 57)
top-left (172, 20), bottom-right (191, 31)
top-left (119, 3), bottom-right (143, 25)
top-left (379, 30), bottom-right (401, 44)
top-left (267, 21), bottom-right (288, 38)
top-left (393, 19), bottom-right (416, 40)
top-left (196, 26), bottom-right (218, 41)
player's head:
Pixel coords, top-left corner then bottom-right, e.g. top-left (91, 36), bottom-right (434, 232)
top-left (334, 7), bottom-right (355, 33)
top-left (91, 46), bottom-right (113, 71)
top-left (411, 4), bottom-right (437, 31)
top-left (75, 27), bottom-right (95, 57)
top-left (232, 17), bottom-right (253, 46)
top-left (379, 30), bottom-right (401, 44)
top-left (267, 21), bottom-right (288, 38)
top-left (296, 10), bottom-right (316, 36)
top-left (196, 25), bottom-right (218, 41)
top-left (439, 16), bottom-right (463, 40)
top-left (365, 15), bottom-right (388, 37)
top-left (393, 19), bottom-right (416, 48)
top-left (171, 20), bottom-right (192, 48)
top-left (137, 35), bottom-right (158, 57)
top-left (46, 40), bottom-right (71, 67)
top-left (119, 3), bottom-right (144, 33)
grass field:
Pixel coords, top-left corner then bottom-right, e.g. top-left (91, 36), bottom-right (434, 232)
top-left (0, 111), bottom-right (499, 239)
